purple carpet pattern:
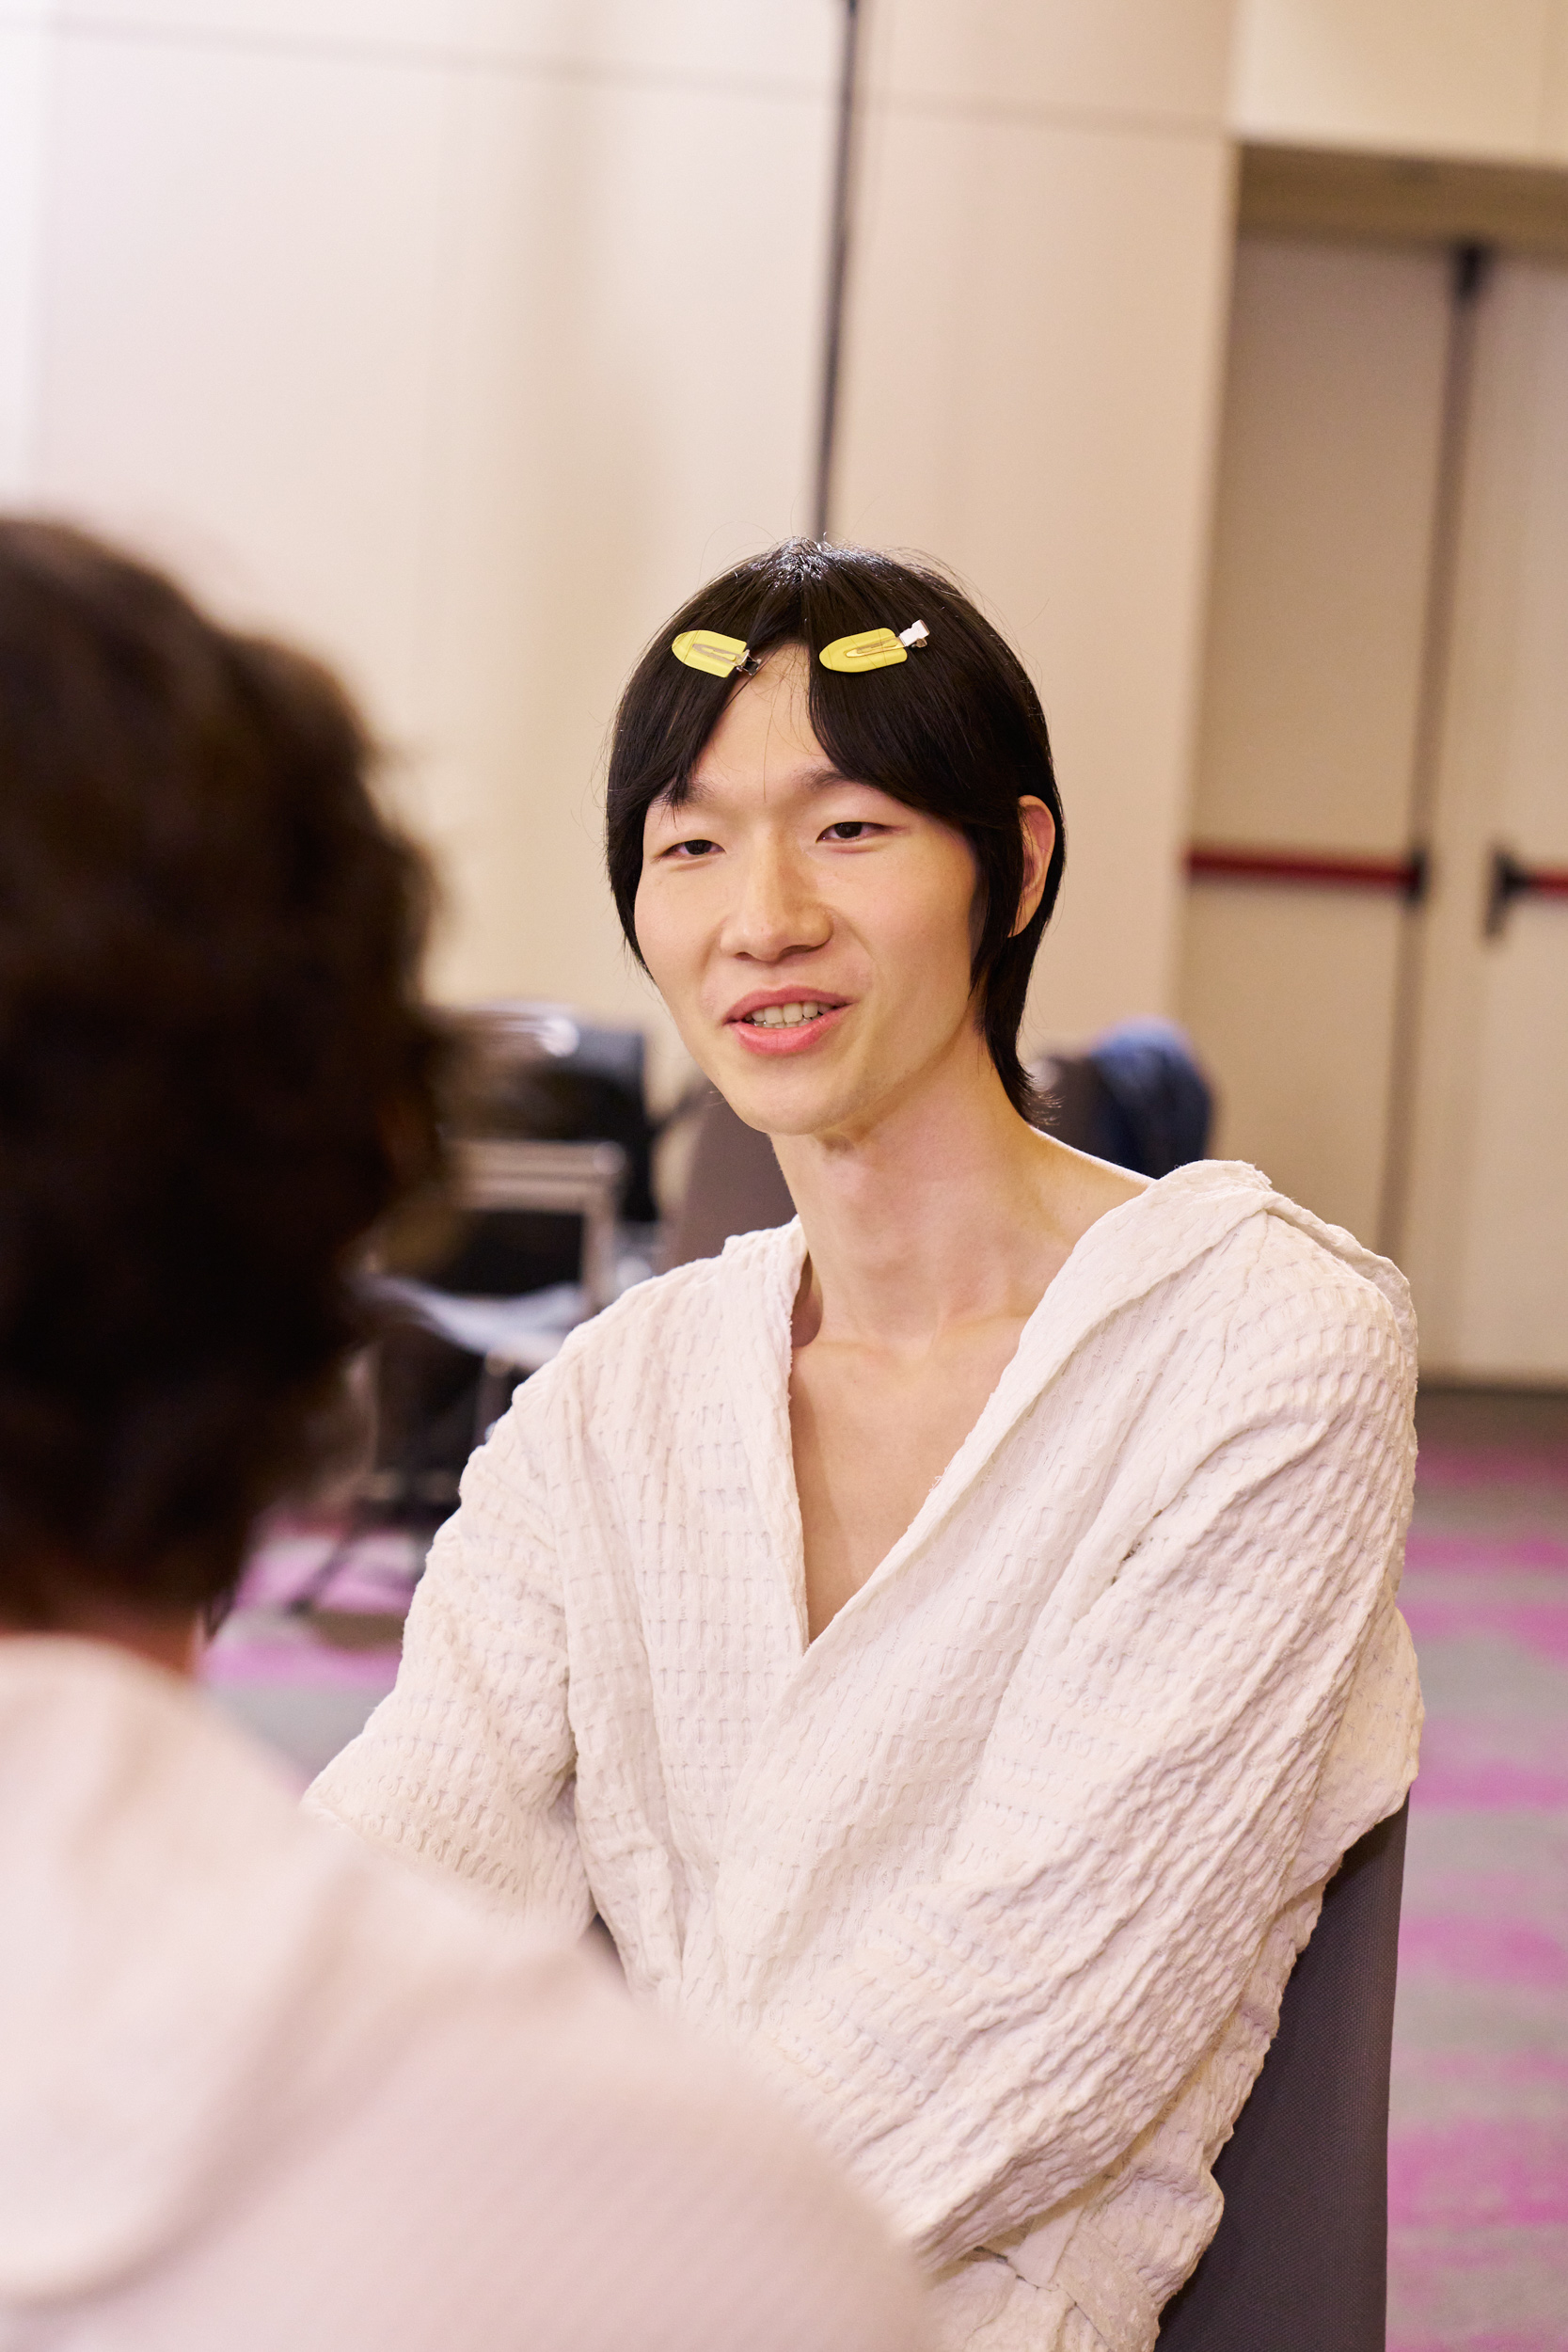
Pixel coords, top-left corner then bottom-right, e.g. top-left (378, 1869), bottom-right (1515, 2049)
top-left (1391, 1391), bottom-right (1568, 2352)
top-left (204, 1518), bottom-right (411, 1784)
top-left (209, 1391), bottom-right (1568, 2346)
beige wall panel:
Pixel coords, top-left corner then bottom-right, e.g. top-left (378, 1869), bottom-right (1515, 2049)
top-left (47, 0), bottom-right (460, 42)
top-left (1232, 0), bottom-right (1559, 164)
top-left (0, 17), bottom-right (54, 496)
top-left (1544, 0), bottom-right (1568, 159)
top-left (1402, 260), bottom-right (1568, 1376)
top-left (835, 100), bottom-right (1237, 1045)
top-left (1181, 887), bottom-right (1402, 1233)
top-left (28, 29), bottom-right (448, 747)
top-left (57, 1), bottom-right (838, 86)
top-left (17, 8), bottom-right (834, 1061)
top-left (871, 0), bottom-right (1234, 125)
top-left (450, 0), bottom-right (839, 82)
top-left (1193, 239), bottom-right (1449, 850)
top-left (14, 0), bottom-right (1240, 1063)
top-left (412, 64), bottom-right (832, 1023)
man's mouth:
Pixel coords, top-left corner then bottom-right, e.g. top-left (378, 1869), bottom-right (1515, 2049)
top-left (736, 1000), bottom-right (834, 1030)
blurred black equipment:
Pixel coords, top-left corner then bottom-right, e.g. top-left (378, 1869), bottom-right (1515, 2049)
top-left (312, 1006), bottom-right (653, 1594)
top-left (448, 1001), bottom-right (656, 1232)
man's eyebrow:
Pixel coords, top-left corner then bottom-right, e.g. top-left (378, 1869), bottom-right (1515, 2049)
top-left (659, 773), bottom-right (710, 810)
top-left (671, 760), bottom-right (854, 807)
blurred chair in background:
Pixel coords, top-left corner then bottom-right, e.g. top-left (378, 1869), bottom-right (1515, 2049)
top-left (345, 1135), bottom-right (627, 1531)
top-left (664, 1091), bottom-right (797, 1271)
top-left (306, 1006), bottom-right (653, 1597)
top-left (1160, 1801), bottom-right (1409, 2352)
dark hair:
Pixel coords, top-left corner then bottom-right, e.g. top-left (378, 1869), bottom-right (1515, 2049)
top-left (605, 540), bottom-right (1065, 1115)
top-left (0, 518), bottom-right (444, 1629)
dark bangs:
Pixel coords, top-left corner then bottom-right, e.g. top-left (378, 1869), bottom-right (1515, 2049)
top-left (604, 539), bottom-right (1065, 1116)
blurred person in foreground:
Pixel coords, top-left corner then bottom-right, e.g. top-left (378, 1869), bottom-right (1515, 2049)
top-left (0, 519), bottom-right (923, 2352)
top-left (310, 541), bottom-right (1423, 2350)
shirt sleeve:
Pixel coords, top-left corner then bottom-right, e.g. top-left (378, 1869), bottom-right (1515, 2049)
top-left (304, 1368), bottom-right (593, 1944)
top-left (745, 1249), bottom-right (1418, 2274)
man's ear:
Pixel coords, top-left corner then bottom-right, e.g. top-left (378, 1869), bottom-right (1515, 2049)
top-left (1013, 798), bottom-right (1056, 936)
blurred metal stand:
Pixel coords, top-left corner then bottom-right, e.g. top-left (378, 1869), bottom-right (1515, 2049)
top-left (287, 1010), bottom-right (642, 1616)
top-left (454, 1136), bottom-right (626, 1435)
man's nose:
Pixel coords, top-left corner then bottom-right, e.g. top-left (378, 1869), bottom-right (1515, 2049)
top-left (720, 838), bottom-right (831, 961)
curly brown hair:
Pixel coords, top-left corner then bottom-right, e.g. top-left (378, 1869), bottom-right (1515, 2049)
top-left (0, 519), bottom-right (444, 1628)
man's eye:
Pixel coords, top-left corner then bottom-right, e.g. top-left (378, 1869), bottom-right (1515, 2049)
top-left (821, 820), bottom-right (876, 842)
top-left (667, 837), bottom-right (720, 859)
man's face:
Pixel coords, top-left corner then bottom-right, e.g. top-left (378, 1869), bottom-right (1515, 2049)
top-left (635, 644), bottom-right (986, 1140)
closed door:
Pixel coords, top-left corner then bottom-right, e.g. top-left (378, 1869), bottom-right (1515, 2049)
top-left (1402, 259), bottom-right (1568, 1381)
top-left (1180, 237), bottom-right (1568, 1380)
top-left (1178, 234), bottom-right (1450, 1248)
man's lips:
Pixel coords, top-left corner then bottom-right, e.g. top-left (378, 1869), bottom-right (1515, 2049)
top-left (723, 987), bottom-right (850, 1024)
top-left (722, 989), bottom-right (851, 1058)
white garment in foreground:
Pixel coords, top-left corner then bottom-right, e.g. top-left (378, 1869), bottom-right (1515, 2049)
top-left (0, 1639), bottom-right (923, 2352)
top-left (309, 1161), bottom-right (1424, 2351)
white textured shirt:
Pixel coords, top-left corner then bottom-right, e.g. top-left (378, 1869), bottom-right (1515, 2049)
top-left (0, 1638), bottom-right (922, 2352)
top-left (309, 1160), bottom-right (1423, 2350)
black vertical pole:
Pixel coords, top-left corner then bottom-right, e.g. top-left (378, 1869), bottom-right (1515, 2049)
top-left (812, 0), bottom-right (863, 543)
top-left (1377, 241), bottom-right (1492, 1262)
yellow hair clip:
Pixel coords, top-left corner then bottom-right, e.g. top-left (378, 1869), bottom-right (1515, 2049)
top-left (672, 628), bottom-right (752, 678)
top-left (818, 620), bottom-right (929, 674)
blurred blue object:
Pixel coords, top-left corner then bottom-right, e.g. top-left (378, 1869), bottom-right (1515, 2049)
top-left (1087, 1019), bottom-right (1213, 1177)
top-left (1037, 1019), bottom-right (1213, 1179)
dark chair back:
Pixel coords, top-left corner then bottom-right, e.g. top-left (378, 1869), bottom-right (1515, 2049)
top-left (1159, 1801), bottom-right (1409, 2349)
top-left (664, 1092), bottom-right (796, 1269)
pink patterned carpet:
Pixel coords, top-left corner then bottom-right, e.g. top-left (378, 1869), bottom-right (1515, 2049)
top-left (204, 1519), bottom-right (414, 1786)
top-left (1390, 1390), bottom-right (1568, 2352)
top-left (208, 1389), bottom-right (1568, 2347)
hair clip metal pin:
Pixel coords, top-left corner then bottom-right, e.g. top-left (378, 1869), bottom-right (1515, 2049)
top-left (819, 620), bottom-right (929, 674)
top-left (672, 628), bottom-right (753, 679)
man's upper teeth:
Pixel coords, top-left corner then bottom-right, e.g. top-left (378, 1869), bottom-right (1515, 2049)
top-left (749, 1001), bottom-right (827, 1027)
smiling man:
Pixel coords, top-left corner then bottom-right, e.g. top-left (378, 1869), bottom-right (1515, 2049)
top-left (309, 541), bottom-right (1423, 2351)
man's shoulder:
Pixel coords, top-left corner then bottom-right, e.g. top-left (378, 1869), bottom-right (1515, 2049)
top-left (1244, 1189), bottom-right (1415, 1371)
top-left (1146, 1161), bottom-right (1416, 1370)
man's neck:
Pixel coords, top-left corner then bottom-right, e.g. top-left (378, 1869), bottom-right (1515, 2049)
top-left (0, 1598), bottom-right (201, 1677)
top-left (773, 1046), bottom-right (1143, 1355)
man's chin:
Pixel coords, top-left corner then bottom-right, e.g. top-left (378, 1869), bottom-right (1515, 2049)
top-left (715, 1066), bottom-right (876, 1145)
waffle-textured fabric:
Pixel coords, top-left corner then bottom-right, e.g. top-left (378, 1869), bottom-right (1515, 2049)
top-left (0, 1638), bottom-right (923, 2352)
top-left (308, 1160), bottom-right (1423, 2352)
